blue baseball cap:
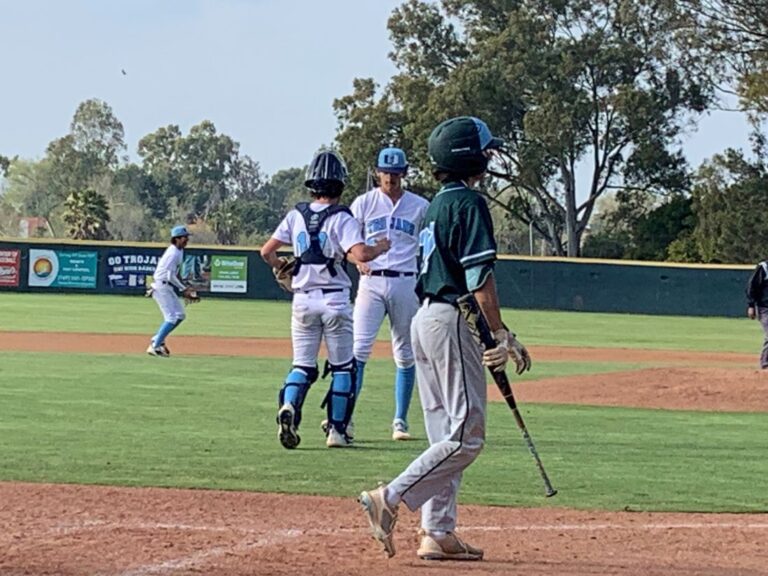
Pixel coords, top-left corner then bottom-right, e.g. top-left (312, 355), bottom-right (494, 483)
top-left (171, 225), bottom-right (191, 238)
top-left (376, 147), bottom-right (408, 174)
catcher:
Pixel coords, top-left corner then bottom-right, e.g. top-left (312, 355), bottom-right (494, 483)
top-left (146, 225), bottom-right (200, 357)
top-left (260, 149), bottom-right (391, 449)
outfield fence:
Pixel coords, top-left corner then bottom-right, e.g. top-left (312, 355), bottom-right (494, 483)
top-left (0, 238), bottom-right (753, 317)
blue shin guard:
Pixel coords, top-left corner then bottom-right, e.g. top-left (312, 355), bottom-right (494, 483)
top-left (322, 361), bottom-right (356, 436)
top-left (278, 366), bottom-right (316, 428)
top-left (394, 365), bottom-right (416, 423)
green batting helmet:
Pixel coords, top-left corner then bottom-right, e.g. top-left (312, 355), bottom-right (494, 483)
top-left (427, 116), bottom-right (504, 177)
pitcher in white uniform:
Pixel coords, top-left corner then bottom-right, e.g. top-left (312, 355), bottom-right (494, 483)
top-left (147, 225), bottom-right (196, 357)
top-left (260, 150), bottom-right (391, 449)
top-left (349, 147), bottom-right (428, 440)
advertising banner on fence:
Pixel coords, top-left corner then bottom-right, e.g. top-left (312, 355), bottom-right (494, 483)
top-left (210, 255), bottom-right (248, 293)
top-left (105, 249), bottom-right (161, 289)
top-left (0, 249), bottom-right (20, 287)
top-left (28, 249), bottom-right (97, 288)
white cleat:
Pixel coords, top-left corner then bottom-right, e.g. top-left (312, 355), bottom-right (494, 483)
top-left (321, 418), bottom-right (354, 440)
top-left (326, 426), bottom-right (352, 448)
top-left (277, 403), bottom-right (301, 449)
top-left (392, 419), bottom-right (412, 441)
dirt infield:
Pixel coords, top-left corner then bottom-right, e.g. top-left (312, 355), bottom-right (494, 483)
top-left (1, 331), bottom-right (766, 575)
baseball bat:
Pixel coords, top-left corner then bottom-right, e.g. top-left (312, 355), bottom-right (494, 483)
top-left (456, 294), bottom-right (558, 498)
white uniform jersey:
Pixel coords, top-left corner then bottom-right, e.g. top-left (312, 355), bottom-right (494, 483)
top-left (350, 188), bottom-right (429, 272)
top-left (272, 202), bottom-right (364, 292)
top-left (152, 245), bottom-right (186, 291)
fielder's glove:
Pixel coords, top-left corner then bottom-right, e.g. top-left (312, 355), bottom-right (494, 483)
top-left (482, 329), bottom-right (532, 375)
top-left (182, 287), bottom-right (201, 305)
top-left (273, 255), bottom-right (296, 293)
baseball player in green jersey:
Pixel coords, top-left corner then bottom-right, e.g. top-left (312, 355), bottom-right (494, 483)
top-left (359, 116), bottom-right (532, 561)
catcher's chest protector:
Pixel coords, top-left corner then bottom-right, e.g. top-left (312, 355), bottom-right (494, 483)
top-left (294, 202), bottom-right (352, 277)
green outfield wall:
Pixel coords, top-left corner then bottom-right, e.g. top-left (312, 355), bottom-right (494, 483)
top-left (0, 239), bottom-right (753, 317)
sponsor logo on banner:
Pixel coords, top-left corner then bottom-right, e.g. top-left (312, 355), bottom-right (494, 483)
top-left (28, 249), bottom-right (97, 288)
top-left (105, 250), bottom-right (161, 289)
top-left (211, 255), bottom-right (248, 293)
top-left (0, 249), bottom-right (21, 287)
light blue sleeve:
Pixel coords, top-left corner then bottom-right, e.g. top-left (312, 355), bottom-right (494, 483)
top-left (465, 263), bottom-right (494, 292)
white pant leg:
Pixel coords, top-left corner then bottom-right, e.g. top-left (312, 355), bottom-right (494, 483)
top-left (353, 277), bottom-right (386, 363)
top-left (386, 276), bottom-right (419, 368)
top-left (388, 302), bottom-right (486, 526)
top-left (321, 291), bottom-right (354, 366)
top-left (291, 293), bottom-right (324, 367)
top-left (152, 285), bottom-right (186, 323)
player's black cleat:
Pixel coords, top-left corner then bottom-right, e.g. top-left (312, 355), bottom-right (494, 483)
top-left (277, 404), bottom-right (301, 449)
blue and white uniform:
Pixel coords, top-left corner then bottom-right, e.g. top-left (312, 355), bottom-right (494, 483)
top-left (272, 203), bottom-right (365, 369)
top-left (151, 244), bottom-right (187, 325)
top-left (350, 187), bottom-right (428, 431)
top-left (147, 225), bottom-right (191, 356)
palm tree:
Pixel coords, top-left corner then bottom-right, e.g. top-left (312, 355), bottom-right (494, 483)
top-left (63, 189), bottom-right (111, 240)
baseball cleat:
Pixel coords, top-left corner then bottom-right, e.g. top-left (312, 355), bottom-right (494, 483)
top-left (358, 485), bottom-right (398, 558)
top-left (160, 344), bottom-right (171, 356)
top-left (417, 531), bottom-right (483, 561)
top-left (277, 404), bottom-right (301, 449)
top-left (326, 426), bottom-right (352, 448)
top-left (146, 344), bottom-right (168, 357)
top-left (392, 419), bottom-right (412, 441)
top-left (322, 418), bottom-right (355, 440)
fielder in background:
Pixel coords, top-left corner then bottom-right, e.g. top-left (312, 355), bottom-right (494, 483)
top-left (746, 259), bottom-right (768, 368)
top-left (359, 117), bottom-right (531, 561)
top-left (260, 150), bottom-right (391, 449)
top-left (146, 225), bottom-right (197, 357)
top-left (349, 147), bottom-right (429, 441)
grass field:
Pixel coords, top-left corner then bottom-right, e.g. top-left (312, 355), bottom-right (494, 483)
top-left (0, 292), bottom-right (758, 352)
top-left (0, 293), bottom-right (765, 513)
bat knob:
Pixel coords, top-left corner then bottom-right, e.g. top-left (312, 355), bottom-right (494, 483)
top-left (546, 489), bottom-right (558, 498)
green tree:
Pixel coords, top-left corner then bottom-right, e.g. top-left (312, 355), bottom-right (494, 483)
top-left (335, 0), bottom-right (715, 256)
top-left (0, 155), bottom-right (11, 177)
top-left (46, 99), bottom-right (126, 199)
top-left (63, 189), bottom-right (111, 240)
top-left (682, 1), bottom-right (768, 113)
top-left (138, 121), bottom-right (239, 222)
top-left (626, 195), bottom-right (696, 260)
top-left (689, 150), bottom-right (768, 263)
top-left (1, 158), bottom-right (65, 234)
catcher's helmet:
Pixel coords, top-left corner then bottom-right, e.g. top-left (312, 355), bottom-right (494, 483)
top-left (427, 116), bottom-right (504, 178)
top-left (171, 225), bottom-right (190, 238)
top-left (305, 150), bottom-right (347, 198)
top-left (376, 147), bottom-right (408, 174)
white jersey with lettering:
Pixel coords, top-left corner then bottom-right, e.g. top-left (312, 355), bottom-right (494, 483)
top-left (271, 202), bottom-right (365, 368)
top-left (350, 188), bottom-right (429, 367)
top-left (350, 189), bottom-right (429, 273)
top-left (272, 202), bottom-right (364, 293)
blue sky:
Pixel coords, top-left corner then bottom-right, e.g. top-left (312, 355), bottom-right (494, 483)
top-left (0, 0), bottom-right (754, 178)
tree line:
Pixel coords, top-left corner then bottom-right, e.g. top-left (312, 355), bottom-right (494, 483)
top-left (1, 0), bottom-right (767, 263)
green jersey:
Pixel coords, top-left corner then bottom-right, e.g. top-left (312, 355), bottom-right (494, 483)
top-left (416, 181), bottom-right (497, 304)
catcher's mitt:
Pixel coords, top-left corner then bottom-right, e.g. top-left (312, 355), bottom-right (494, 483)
top-left (273, 255), bottom-right (296, 293)
top-left (183, 288), bottom-right (201, 305)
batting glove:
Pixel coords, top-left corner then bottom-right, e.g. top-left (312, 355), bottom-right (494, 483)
top-left (482, 329), bottom-right (532, 375)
